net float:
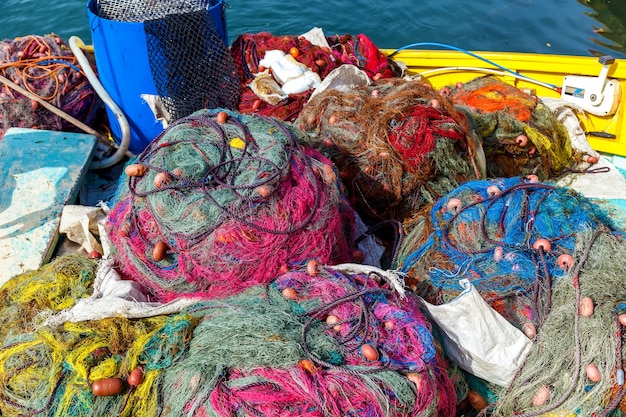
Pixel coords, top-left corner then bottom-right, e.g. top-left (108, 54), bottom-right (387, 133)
top-left (361, 344), bottom-right (379, 361)
top-left (467, 390), bottom-right (488, 410)
top-left (153, 172), bottom-right (170, 188)
top-left (91, 378), bottom-right (124, 397)
top-left (586, 363), bottom-right (601, 382)
top-left (580, 296), bottom-right (594, 317)
top-left (523, 322), bottom-right (537, 339)
top-left (281, 287), bottom-right (297, 300)
top-left (446, 197), bottom-right (462, 213)
top-left (557, 253), bottom-right (574, 270)
top-left (125, 163), bottom-right (148, 177)
top-left (325, 315), bottom-right (342, 331)
top-left (487, 185), bottom-right (501, 197)
top-left (532, 238), bottom-right (551, 252)
top-left (515, 134), bottom-right (528, 146)
top-left (216, 111), bottom-right (229, 124)
top-left (493, 246), bottom-right (504, 262)
top-left (306, 259), bottom-right (319, 277)
top-left (128, 366), bottom-right (144, 387)
top-left (532, 385), bottom-right (551, 406)
top-left (152, 241), bottom-right (169, 261)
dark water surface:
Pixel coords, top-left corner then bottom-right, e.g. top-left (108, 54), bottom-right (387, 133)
top-left (0, 0), bottom-right (624, 57)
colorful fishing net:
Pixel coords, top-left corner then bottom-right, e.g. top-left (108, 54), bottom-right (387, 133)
top-left (106, 109), bottom-right (358, 302)
top-left (0, 257), bottom-right (456, 417)
top-left (0, 311), bottom-right (196, 417)
top-left (395, 176), bottom-right (625, 414)
top-left (445, 76), bottom-right (579, 179)
top-left (160, 264), bottom-right (458, 417)
top-left (490, 230), bottom-right (626, 416)
top-left (396, 176), bottom-right (616, 329)
top-left (230, 31), bottom-right (399, 121)
top-left (0, 34), bottom-right (100, 140)
top-left (0, 254), bottom-right (96, 342)
top-left (295, 77), bottom-right (483, 229)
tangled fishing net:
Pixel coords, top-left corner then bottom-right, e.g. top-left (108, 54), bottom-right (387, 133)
top-left (490, 229), bottom-right (626, 416)
top-left (396, 176), bottom-right (617, 329)
top-left (0, 254), bottom-right (96, 342)
top-left (160, 263), bottom-right (458, 417)
top-left (0, 309), bottom-right (196, 417)
top-left (394, 176), bottom-right (625, 414)
top-left (0, 34), bottom-right (100, 140)
top-left (230, 31), bottom-right (400, 121)
top-left (295, 77), bottom-right (483, 229)
top-left (106, 109), bottom-right (358, 302)
top-left (0, 258), bottom-right (457, 416)
top-left (444, 76), bottom-right (580, 179)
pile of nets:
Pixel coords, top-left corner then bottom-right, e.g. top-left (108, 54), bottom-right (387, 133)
top-left (0, 254), bottom-right (96, 342)
top-left (0, 34), bottom-right (100, 139)
top-left (0, 256), bottom-right (198, 417)
top-left (106, 109), bottom-right (358, 302)
top-left (491, 229), bottom-right (626, 416)
top-left (295, 77), bottom-right (483, 229)
top-left (161, 264), bottom-right (459, 417)
top-left (0, 256), bottom-right (459, 417)
top-left (396, 176), bottom-right (617, 328)
top-left (230, 31), bottom-right (399, 121)
top-left (445, 76), bottom-right (580, 179)
top-left (394, 176), bottom-right (626, 414)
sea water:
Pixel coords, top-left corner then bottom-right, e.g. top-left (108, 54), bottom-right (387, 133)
top-left (0, 0), bottom-right (624, 58)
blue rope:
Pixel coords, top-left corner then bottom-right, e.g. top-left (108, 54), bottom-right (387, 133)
top-left (36, 59), bottom-right (83, 73)
top-left (387, 41), bottom-right (560, 90)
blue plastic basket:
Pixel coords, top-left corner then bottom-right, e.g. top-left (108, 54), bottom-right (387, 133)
top-left (87, 0), bottom-right (228, 154)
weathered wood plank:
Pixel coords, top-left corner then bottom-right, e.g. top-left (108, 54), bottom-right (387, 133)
top-left (0, 128), bottom-right (97, 285)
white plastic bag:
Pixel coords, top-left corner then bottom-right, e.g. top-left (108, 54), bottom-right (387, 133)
top-left (418, 279), bottom-right (532, 386)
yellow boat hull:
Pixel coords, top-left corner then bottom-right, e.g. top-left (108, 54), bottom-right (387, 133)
top-left (384, 49), bottom-right (626, 156)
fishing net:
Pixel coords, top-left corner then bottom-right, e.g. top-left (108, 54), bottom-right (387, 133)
top-left (0, 313), bottom-right (196, 417)
top-left (444, 76), bottom-right (580, 179)
top-left (491, 230), bottom-right (626, 416)
top-left (396, 176), bottom-right (617, 329)
top-left (0, 254), bottom-right (96, 343)
top-left (93, 0), bottom-right (214, 21)
top-left (0, 259), bottom-right (455, 417)
top-left (230, 31), bottom-right (400, 121)
top-left (93, 0), bottom-right (239, 123)
top-left (394, 177), bottom-right (626, 413)
top-left (106, 109), bottom-right (358, 302)
top-left (295, 77), bottom-right (483, 230)
top-left (0, 34), bottom-right (100, 140)
top-left (160, 264), bottom-right (458, 417)
top-left (143, 10), bottom-right (239, 121)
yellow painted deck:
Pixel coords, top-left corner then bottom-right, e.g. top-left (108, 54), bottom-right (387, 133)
top-left (385, 48), bottom-right (626, 156)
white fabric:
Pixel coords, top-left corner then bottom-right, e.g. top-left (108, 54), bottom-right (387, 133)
top-left (418, 279), bottom-right (532, 386)
top-left (59, 204), bottom-right (110, 257)
top-left (328, 263), bottom-right (406, 298)
top-left (308, 65), bottom-right (370, 101)
top-left (541, 97), bottom-right (626, 200)
top-left (42, 259), bottom-right (202, 326)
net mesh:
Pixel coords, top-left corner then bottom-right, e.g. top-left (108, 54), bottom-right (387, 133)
top-left (94, 0), bottom-right (213, 22)
top-left (94, 0), bottom-right (240, 123)
top-left (144, 10), bottom-right (240, 121)
top-left (0, 34), bottom-right (100, 140)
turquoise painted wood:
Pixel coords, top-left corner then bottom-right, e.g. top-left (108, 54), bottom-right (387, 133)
top-left (0, 128), bottom-right (97, 285)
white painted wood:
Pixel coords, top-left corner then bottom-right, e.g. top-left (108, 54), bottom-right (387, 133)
top-left (0, 128), bottom-right (97, 284)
